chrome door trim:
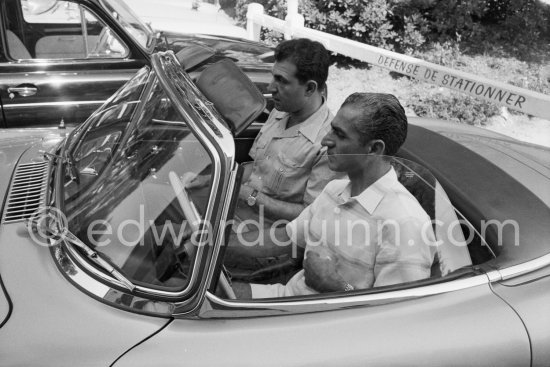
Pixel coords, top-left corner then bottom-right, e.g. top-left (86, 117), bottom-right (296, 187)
top-left (203, 273), bottom-right (491, 315)
top-left (203, 253), bottom-right (550, 316)
top-left (3, 100), bottom-right (104, 109)
top-left (52, 243), bottom-right (175, 317)
top-left (498, 252), bottom-right (550, 280)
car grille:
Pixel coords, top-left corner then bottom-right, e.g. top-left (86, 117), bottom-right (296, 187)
top-left (2, 161), bottom-right (50, 224)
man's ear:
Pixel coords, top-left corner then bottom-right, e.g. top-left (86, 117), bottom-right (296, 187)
top-left (304, 80), bottom-right (318, 96)
top-left (368, 139), bottom-right (386, 155)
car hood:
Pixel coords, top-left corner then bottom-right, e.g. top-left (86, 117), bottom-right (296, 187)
top-left (0, 129), bottom-right (168, 366)
top-left (155, 32), bottom-right (274, 67)
top-left (0, 128), bottom-right (66, 207)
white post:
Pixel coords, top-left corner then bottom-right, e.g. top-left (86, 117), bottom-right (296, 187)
top-left (284, 0), bottom-right (304, 40)
top-left (247, 3), bottom-right (264, 41)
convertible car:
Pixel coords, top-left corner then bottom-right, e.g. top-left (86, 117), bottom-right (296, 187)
top-left (0, 51), bottom-right (549, 366)
top-left (0, 0), bottom-right (272, 128)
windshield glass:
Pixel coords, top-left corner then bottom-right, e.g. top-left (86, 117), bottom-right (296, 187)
top-left (63, 67), bottom-right (215, 292)
top-left (100, 0), bottom-right (154, 50)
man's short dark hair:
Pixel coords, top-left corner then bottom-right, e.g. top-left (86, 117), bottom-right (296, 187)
top-left (274, 38), bottom-right (330, 90)
top-left (341, 93), bottom-right (408, 156)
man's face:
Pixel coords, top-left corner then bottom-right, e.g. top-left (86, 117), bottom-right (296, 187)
top-left (268, 59), bottom-right (308, 113)
top-left (321, 105), bottom-right (371, 173)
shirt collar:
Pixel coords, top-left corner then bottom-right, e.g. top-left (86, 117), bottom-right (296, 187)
top-left (337, 167), bottom-right (398, 214)
top-left (273, 100), bottom-right (330, 143)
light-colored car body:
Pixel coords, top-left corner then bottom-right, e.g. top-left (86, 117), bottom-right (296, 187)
top-left (0, 51), bottom-right (549, 366)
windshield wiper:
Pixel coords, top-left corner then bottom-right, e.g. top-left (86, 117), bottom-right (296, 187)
top-left (34, 208), bottom-right (136, 292)
top-left (41, 150), bottom-right (80, 184)
top-left (61, 230), bottom-right (136, 291)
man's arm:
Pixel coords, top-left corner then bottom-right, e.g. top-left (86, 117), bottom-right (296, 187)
top-left (373, 218), bottom-right (434, 287)
top-left (238, 184), bottom-right (306, 221)
top-left (303, 252), bottom-right (352, 293)
top-left (240, 161), bottom-right (253, 183)
top-left (242, 151), bottom-right (340, 223)
top-left (303, 151), bottom-right (345, 205)
top-left (226, 226), bottom-right (297, 259)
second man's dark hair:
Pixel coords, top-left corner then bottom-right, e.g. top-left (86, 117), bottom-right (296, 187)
top-left (341, 92), bottom-right (408, 156)
top-left (274, 38), bottom-right (330, 90)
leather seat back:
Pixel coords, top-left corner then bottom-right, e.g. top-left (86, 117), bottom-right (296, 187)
top-left (6, 30), bottom-right (31, 59)
top-left (392, 158), bottom-right (472, 277)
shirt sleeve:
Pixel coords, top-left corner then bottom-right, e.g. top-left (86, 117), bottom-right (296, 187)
top-left (285, 197), bottom-right (317, 250)
top-left (248, 130), bottom-right (262, 161)
top-left (303, 149), bottom-right (345, 205)
top-left (249, 110), bottom-right (279, 160)
top-left (373, 217), bottom-right (435, 287)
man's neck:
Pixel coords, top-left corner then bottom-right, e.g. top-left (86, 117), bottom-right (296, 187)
top-left (286, 94), bottom-right (323, 129)
top-left (348, 162), bottom-right (391, 197)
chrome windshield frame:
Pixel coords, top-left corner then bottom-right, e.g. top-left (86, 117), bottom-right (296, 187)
top-left (52, 51), bottom-right (237, 316)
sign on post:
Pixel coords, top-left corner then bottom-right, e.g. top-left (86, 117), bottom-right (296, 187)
top-left (247, 4), bottom-right (550, 120)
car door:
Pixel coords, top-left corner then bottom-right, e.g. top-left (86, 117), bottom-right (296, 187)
top-left (112, 147), bottom-right (533, 366)
top-left (0, 0), bottom-right (148, 128)
top-left (114, 280), bottom-right (531, 367)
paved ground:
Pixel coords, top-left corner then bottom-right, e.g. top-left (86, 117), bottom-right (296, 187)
top-left (124, 0), bottom-right (247, 38)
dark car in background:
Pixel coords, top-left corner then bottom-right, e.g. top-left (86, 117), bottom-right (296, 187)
top-left (0, 0), bottom-right (273, 128)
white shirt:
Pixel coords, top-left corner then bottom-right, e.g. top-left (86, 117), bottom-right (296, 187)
top-left (251, 167), bottom-right (436, 298)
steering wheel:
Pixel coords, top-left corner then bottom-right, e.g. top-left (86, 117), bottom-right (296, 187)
top-left (90, 27), bottom-right (112, 57)
top-left (169, 172), bottom-right (201, 231)
top-left (218, 270), bottom-right (236, 299)
top-left (168, 171), bottom-right (236, 299)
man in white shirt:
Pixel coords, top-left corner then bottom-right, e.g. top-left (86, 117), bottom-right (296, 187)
top-left (230, 93), bottom-right (435, 298)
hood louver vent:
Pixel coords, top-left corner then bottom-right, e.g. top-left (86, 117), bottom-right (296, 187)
top-left (2, 161), bottom-right (50, 224)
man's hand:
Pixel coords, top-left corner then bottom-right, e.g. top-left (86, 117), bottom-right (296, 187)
top-left (185, 173), bottom-right (210, 189)
top-left (238, 184), bottom-right (255, 202)
top-left (303, 251), bottom-right (346, 293)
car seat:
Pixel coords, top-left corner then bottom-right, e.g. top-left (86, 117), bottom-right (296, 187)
top-left (6, 30), bottom-right (31, 59)
top-left (392, 158), bottom-right (472, 277)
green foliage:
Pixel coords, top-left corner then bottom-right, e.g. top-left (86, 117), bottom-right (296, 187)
top-left (235, 0), bottom-right (401, 49)
top-left (409, 91), bottom-right (500, 126)
top-left (231, 0), bottom-right (548, 124)
top-left (425, 0), bottom-right (486, 39)
top-left (306, 0), bottom-right (397, 49)
top-left (496, 0), bottom-right (550, 41)
top-left (394, 13), bottom-right (429, 55)
top-left (233, 0), bottom-right (549, 50)
top-left (418, 38), bottom-right (462, 66)
top-left (484, 0), bottom-right (550, 38)
top-left (235, 0), bottom-right (288, 24)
